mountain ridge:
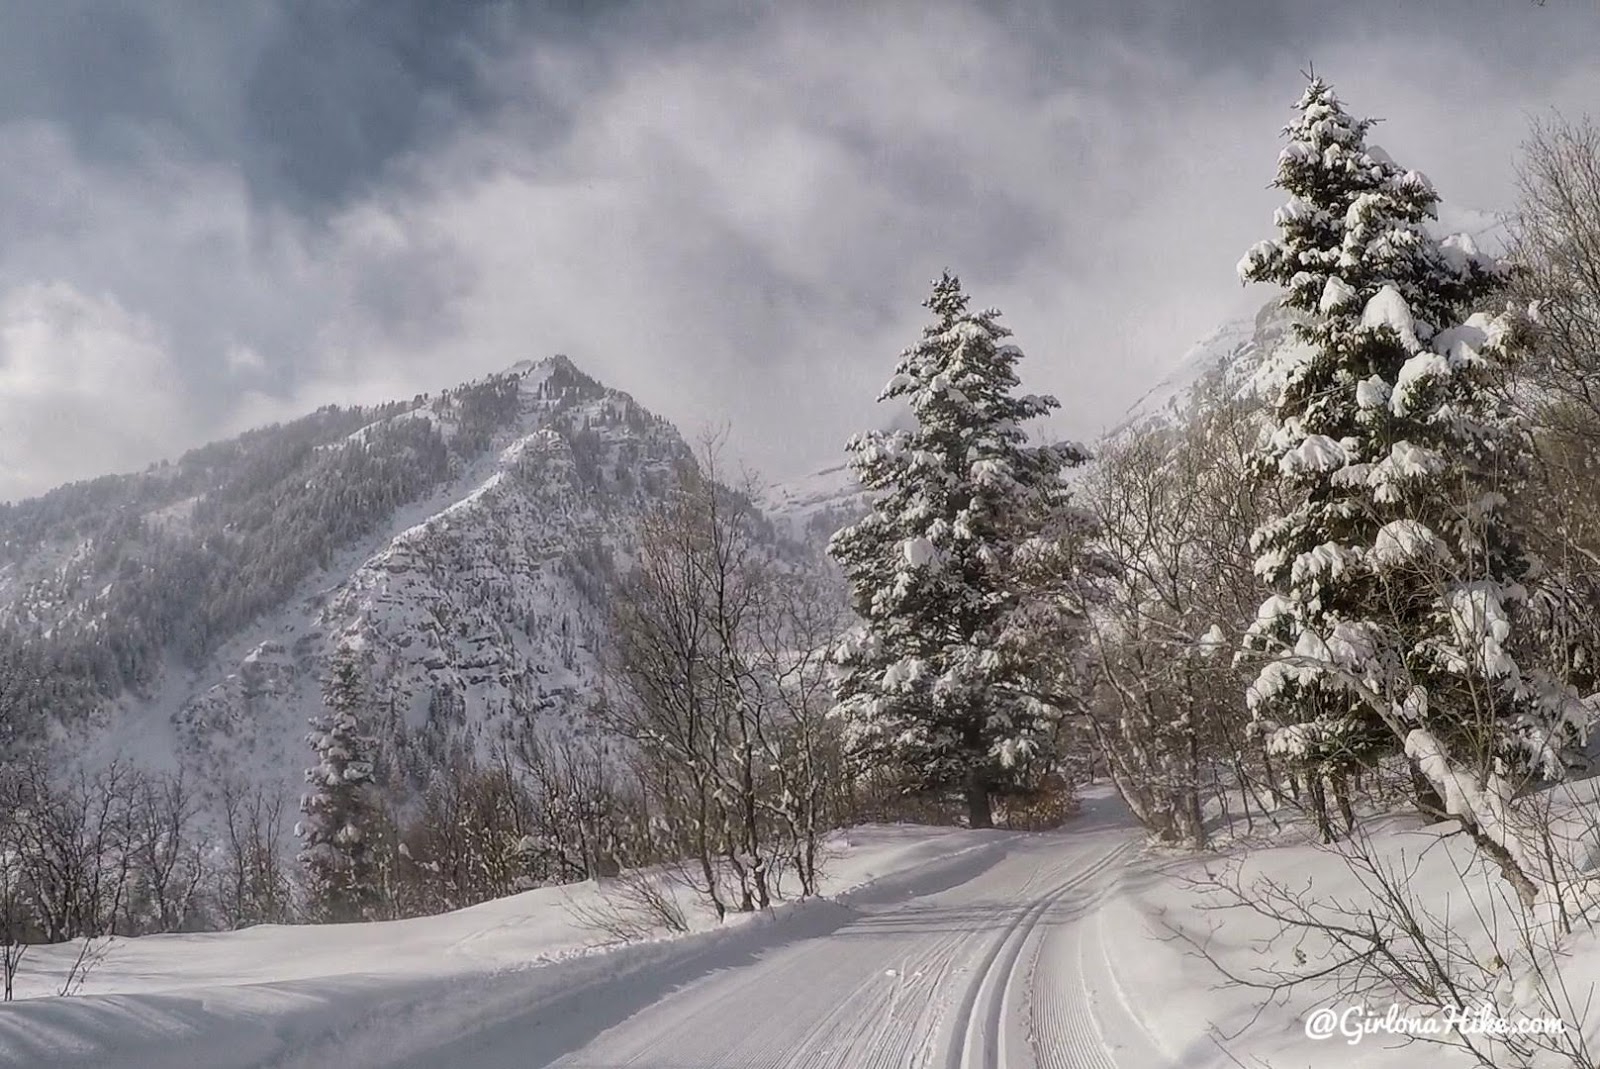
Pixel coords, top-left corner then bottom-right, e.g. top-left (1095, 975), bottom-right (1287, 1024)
top-left (1, 355), bottom-right (697, 823)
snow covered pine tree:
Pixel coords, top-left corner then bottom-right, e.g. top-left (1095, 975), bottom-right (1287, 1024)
top-left (828, 273), bottom-right (1071, 828)
top-left (1240, 79), bottom-right (1580, 894)
top-left (296, 648), bottom-right (383, 921)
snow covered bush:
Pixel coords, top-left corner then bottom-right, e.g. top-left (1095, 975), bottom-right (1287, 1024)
top-left (828, 273), bottom-right (1079, 828)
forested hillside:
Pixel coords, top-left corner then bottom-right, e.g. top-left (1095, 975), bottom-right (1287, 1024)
top-left (0, 355), bottom-right (696, 795)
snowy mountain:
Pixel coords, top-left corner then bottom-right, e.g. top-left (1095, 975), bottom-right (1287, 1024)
top-left (761, 462), bottom-right (869, 546)
top-left (760, 407), bottom-right (924, 544)
top-left (0, 355), bottom-right (698, 819)
top-left (1110, 297), bottom-right (1297, 434)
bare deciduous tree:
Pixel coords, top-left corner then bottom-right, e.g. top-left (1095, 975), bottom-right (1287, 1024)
top-left (217, 776), bottom-right (293, 929)
top-left (602, 444), bottom-right (847, 919)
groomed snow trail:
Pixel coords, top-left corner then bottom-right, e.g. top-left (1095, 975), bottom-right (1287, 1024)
top-left (1028, 882), bottom-right (1170, 1069)
top-left (371, 813), bottom-right (1141, 1069)
top-left (0, 804), bottom-right (1149, 1069)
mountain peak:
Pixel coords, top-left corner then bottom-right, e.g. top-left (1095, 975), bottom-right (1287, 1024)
top-left (482, 355), bottom-right (611, 410)
top-left (0, 342), bottom-right (701, 821)
top-left (506, 353), bottom-right (580, 377)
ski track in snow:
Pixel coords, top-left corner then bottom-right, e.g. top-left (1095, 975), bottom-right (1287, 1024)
top-left (1, 816), bottom-right (1153, 1069)
top-left (500, 830), bottom-right (1139, 1069)
top-left (944, 840), bottom-right (1134, 1069)
top-left (1028, 860), bottom-right (1172, 1069)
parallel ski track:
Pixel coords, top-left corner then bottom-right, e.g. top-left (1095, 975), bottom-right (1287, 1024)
top-left (942, 840), bottom-right (1135, 1069)
top-left (1029, 847), bottom-right (1166, 1069)
top-left (546, 836), bottom-right (1136, 1069)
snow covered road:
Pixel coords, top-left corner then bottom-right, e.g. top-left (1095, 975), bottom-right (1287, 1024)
top-left (372, 823), bottom-right (1145, 1069)
top-left (0, 803), bottom-right (1154, 1069)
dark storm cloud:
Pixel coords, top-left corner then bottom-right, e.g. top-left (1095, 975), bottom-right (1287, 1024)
top-left (0, 0), bottom-right (1594, 498)
top-left (0, 0), bottom-right (578, 210)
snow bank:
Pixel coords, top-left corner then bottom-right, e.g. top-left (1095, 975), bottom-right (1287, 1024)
top-left (1116, 781), bottom-right (1600, 1067)
top-left (0, 825), bottom-right (1009, 1068)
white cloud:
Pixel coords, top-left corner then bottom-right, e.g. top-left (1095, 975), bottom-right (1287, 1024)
top-left (0, 282), bottom-right (187, 495)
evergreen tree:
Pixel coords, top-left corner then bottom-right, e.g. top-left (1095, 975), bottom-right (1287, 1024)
top-left (1240, 79), bottom-right (1565, 877)
top-left (828, 273), bottom-right (1075, 828)
top-left (296, 648), bottom-right (382, 921)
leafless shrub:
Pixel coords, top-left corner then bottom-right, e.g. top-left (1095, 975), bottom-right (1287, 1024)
top-left (56, 935), bottom-right (113, 998)
top-left (0, 813), bottom-right (27, 1001)
top-left (126, 771), bottom-right (208, 933)
top-left (565, 865), bottom-right (691, 945)
top-left (1174, 812), bottom-right (1599, 1068)
top-left (600, 440), bottom-right (849, 920)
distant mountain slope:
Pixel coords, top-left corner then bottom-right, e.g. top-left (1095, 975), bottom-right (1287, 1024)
top-left (0, 356), bottom-right (697, 819)
top-left (761, 463), bottom-right (868, 547)
top-left (1110, 298), bottom-right (1296, 434)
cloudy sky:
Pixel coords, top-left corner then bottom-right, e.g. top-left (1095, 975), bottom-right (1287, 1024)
top-left (0, 0), bottom-right (1595, 500)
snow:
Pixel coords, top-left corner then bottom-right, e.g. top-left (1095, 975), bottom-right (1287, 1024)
top-left (1404, 728), bottom-right (1522, 858)
top-left (8, 751), bottom-right (1600, 1069)
top-left (1290, 541), bottom-right (1361, 587)
top-left (1279, 434), bottom-right (1348, 474)
top-left (761, 462), bottom-right (868, 540)
top-left (1439, 231), bottom-right (1481, 274)
top-left (0, 811), bottom-right (1140, 1069)
top-left (1236, 239), bottom-right (1278, 282)
top-left (1361, 284), bottom-right (1422, 351)
top-left (1432, 312), bottom-right (1501, 365)
top-left (64, 355), bottom-right (691, 827)
top-left (1392, 351), bottom-right (1452, 415)
top-left (902, 534), bottom-right (934, 566)
top-left (1446, 581), bottom-right (1518, 678)
top-left (1117, 303), bottom-right (1301, 433)
top-left (1253, 594), bottom-right (1296, 626)
top-left (1355, 374), bottom-right (1390, 409)
top-left (1371, 518), bottom-right (1443, 569)
top-left (1371, 440), bottom-right (1444, 491)
top-left (1402, 168), bottom-right (1435, 195)
top-left (1326, 618), bottom-right (1379, 667)
top-left (1319, 276), bottom-right (1355, 314)
top-left (1104, 779), bottom-right (1600, 1069)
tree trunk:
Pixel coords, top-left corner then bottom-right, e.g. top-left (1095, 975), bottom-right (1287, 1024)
top-left (1259, 745), bottom-right (1282, 807)
top-left (965, 770), bottom-right (994, 830)
top-left (1332, 770), bottom-right (1356, 834)
top-left (1307, 772), bottom-right (1335, 844)
top-left (1231, 755), bottom-right (1256, 834)
top-left (1461, 818), bottom-right (1540, 908)
top-left (1185, 731), bottom-right (1207, 849)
